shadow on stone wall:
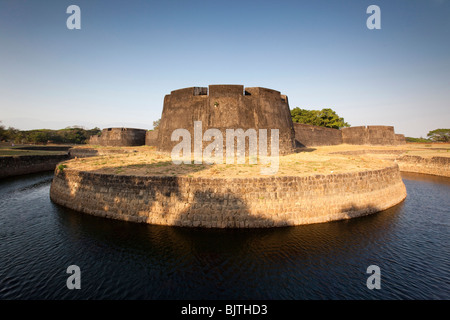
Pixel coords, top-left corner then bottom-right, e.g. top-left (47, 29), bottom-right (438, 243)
top-left (51, 161), bottom-right (284, 228)
top-left (53, 195), bottom-right (406, 270)
top-left (337, 203), bottom-right (383, 220)
top-left (171, 189), bottom-right (278, 228)
top-left (50, 160), bottom-right (407, 229)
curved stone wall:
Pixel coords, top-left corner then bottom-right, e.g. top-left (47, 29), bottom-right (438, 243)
top-left (50, 165), bottom-right (407, 228)
top-left (396, 155), bottom-right (450, 177)
top-left (0, 155), bottom-right (69, 179)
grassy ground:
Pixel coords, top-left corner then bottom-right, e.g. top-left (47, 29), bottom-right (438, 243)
top-left (60, 145), bottom-right (385, 177)
top-left (315, 143), bottom-right (450, 156)
top-left (0, 146), bottom-right (68, 156)
top-left (399, 143), bottom-right (450, 157)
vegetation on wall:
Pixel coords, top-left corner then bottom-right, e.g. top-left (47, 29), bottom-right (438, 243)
top-left (291, 108), bottom-right (350, 129)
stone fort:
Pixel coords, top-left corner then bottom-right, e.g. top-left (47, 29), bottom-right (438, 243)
top-left (89, 84), bottom-right (406, 149)
top-left (56, 84), bottom-right (408, 228)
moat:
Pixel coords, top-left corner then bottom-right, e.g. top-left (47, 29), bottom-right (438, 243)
top-left (0, 171), bottom-right (448, 299)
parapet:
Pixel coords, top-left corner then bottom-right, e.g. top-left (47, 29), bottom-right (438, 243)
top-left (367, 126), bottom-right (395, 145)
top-left (293, 125), bottom-right (405, 147)
top-left (169, 87), bottom-right (198, 99)
top-left (165, 85), bottom-right (285, 100)
top-left (294, 123), bottom-right (342, 147)
top-left (340, 125), bottom-right (398, 145)
top-left (394, 134), bottom-right (406, 145)
top-left (209, 85), bottom-right (244, 97)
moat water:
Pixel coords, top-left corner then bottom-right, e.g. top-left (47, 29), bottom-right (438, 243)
top-left (0, 172), bottom-right (448, 299)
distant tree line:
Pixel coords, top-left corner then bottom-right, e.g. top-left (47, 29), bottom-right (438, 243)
top-left (405, 137), bottom-right (430, 143)
top-left (406, 129), bottom-right (450, 143)
top-left (0, 122), bottom-right (101, 145)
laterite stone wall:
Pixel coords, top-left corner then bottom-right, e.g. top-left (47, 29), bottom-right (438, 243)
top-left (50, 165), bottom-right (407, 228)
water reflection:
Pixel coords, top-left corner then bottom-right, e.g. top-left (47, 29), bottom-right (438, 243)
top-left (54, 198), bottom-right (405, 266)
top-left (0, 172), bottom-right (448, 299)
top-left (51, 193), bottom-right (408, 299)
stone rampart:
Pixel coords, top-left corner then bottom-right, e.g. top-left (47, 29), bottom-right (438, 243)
top-left (340, 126), bottom-right (368, 145)
top-left (145, 130), bottom-right (159, 147)
top-left (89, 128), bottom-right (146, 146)
top-left (293, 123), bottom-right (343, 147)
top-left (89, 135), bottom-right (101, 145)
top-left (394, 134), bottom-right (406, 145)
top-left (50, 164), bottom-right (407, 228)
top-left (0, 155), bottom-right (69, 179)
top-left (396, 155), bottom-right (450, 177)
top-left (340, 125), bottom-right (399, 145)
top-left (14, 146), bottom-right (72, 152)
top-left (68, 147), bottom-right (142, 158)
top-left (367, 126), bottom-right (395, 145)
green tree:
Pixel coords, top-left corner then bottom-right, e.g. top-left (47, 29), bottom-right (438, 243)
top-left (28, 130), bottom-right (51, 144)
top-left (291, 108), bottom-right (350, 129)
top-left (427, 129), bottom-right (450, 142)
top-left (86, 127), bottom-right (101, 137)
top-left (153, 119), bottom-right (161, 130)
top-left (0, 121), bottom-right (6, 141)
top-left (6, 127), bottom-right (20, 142)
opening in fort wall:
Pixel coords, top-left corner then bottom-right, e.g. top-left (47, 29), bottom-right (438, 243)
top-left (177, 86), bottom-right (287, 102)
top-left (193, 87), bottom-right (208, 96)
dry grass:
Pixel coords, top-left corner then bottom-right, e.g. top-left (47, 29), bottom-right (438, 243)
top-left (63, 146), bottom-right (384, 177)
top-left (315, 143), bottom-right (450, 154)
top-left (399, 143), bottom-right (450, 158)
top-left (61, 143), bottom-right (449, 178)
top-left (0, 147), bottom-right (67, 157)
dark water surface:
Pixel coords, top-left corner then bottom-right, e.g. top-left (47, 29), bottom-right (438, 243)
top-left (0, 172), bottom-right (448, 299)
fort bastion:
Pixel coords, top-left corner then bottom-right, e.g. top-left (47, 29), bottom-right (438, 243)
top-left (57, 84), bottom-right (409, 228)
top-left (89, 85), bottom-right (406, 149)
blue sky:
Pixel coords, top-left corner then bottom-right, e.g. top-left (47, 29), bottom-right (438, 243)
top-left (1, 0), bottom-right (449, 138)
